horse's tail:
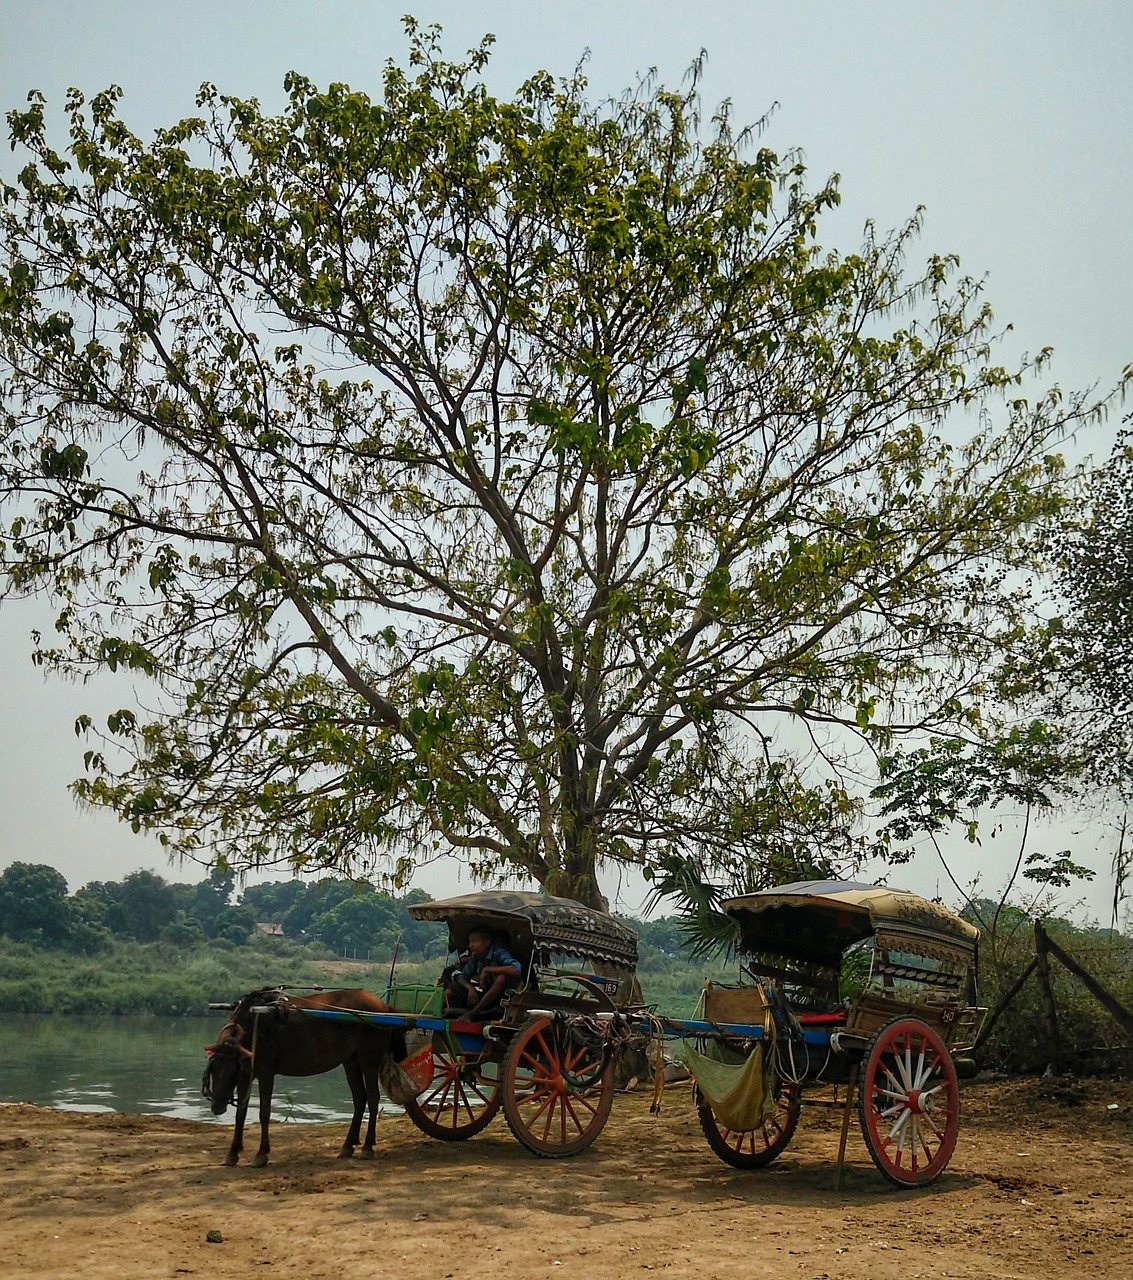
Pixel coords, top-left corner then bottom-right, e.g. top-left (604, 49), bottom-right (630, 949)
top-left (390, 1024), bottom-right (408, 1064)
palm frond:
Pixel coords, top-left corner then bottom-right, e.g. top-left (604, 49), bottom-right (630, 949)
top-left (646, 854), bottom-right (743, 961)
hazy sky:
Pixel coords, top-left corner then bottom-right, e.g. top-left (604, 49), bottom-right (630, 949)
top-left (1, 2), bottom-right (1131, 918)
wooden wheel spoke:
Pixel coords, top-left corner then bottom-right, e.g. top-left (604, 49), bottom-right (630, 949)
top-left (449, 1077), bottom-right (467, 1127)
top-left (907, 1115), bottom-right (922, 1169)
top-left (887, 1106), bottom-right (913, 1144)
top-left (900, 1040), bottom-right (914, 1091)
top-left (427, 1075), bottom-right (457, 1118)
top-left (522, 1085), bottom-right (558, 1128)
top-left (420, 1060), bottom-right (457, 1107)
top-left (561, 1039), bottom-right (600, 1080)
top-left (561, 1040), bottom-right (585, 1073)
top-left (464, 1077), bottom-right (495, 1108)
top-left (878, 1086), bottom-right (910, 1104)
top-left (518, 1049), bottom-right (555, 1082)
top-left (456, 1076), bottom-right (478, 1125)
top-left (882, 1065), bottom-right (905, 1095)
top-left (561, 1093), bottom-right (588, 1136)
top-left (568, 1089), bottom-right (600, 1118)
top-left (540, 1095), bottom-right (558, 1143)
top-left (533, 1029), bottom-right (560, 1068)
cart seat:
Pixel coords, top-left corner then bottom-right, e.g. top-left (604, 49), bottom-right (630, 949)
top-left (796, 1010), bottom-right (847, 1026)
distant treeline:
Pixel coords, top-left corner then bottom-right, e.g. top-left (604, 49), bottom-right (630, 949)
top-left (0, 861), bottom-right (691, 962)
top-left (0, 860), bottom-right (716, 1020)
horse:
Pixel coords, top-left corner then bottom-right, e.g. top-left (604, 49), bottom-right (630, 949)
top-left (201, 987), bottom-right (405, 1167)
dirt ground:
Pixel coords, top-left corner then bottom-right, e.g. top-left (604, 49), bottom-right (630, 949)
top-left (1, 1078), bottom-right (1131, 1280)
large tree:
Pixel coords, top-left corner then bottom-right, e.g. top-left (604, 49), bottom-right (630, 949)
top-left (0, 861), bottom-right (73, 944)
top-left (0, 25), bottom-right (1103, 907)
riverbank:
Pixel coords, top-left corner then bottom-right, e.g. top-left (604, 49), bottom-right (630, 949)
top-left (0, 935), bottom-right (337, 1016)
top-left (2, 1079), bottom-right (1131, 1280)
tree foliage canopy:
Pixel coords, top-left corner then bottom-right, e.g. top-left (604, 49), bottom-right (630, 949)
top-left (0, 24), bottom-right (1103, 906)
top-left (0, 861), bottom-right (73, 944)
top-left (1061, 432), bottom-right (1133, 782)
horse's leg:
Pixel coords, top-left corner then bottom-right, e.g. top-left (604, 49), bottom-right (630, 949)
top-left (339, 1056), bottom-right (365, 1158)
top-left (226, 1078), bottom-right (251, 1167)
top-left (251, 1072), bottom-right (273, 1168)
top-left (360, 1050), bottom-right (382, 1159)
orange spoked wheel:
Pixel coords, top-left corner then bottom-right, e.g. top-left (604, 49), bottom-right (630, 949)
top-left (858, 1016), bottom-right (960, 1187)
top-left (501, 1016), bottom-right (614, 1157)
top-left (696, 1083), bottom-right (801, 1168)
top-left (403, 1049), bottom-right (501, 1141)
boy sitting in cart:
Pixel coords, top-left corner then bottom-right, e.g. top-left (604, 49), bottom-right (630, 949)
top-left (442, 925), bottom-right (523, 1021)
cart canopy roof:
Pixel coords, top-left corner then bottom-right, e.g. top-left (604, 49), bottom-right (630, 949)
top-left (408, 890), bottom-right (639, 969)
top-left (722, 880), bottom-right (979, 969)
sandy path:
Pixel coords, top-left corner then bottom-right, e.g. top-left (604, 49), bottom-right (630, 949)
top-left (2, 1079), bottom-right (1130, 1280)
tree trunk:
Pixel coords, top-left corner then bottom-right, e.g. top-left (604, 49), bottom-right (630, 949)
top-left (542, 861), bottom-right (608, 912)
top-left (543, 814), bottom-right (608, 911)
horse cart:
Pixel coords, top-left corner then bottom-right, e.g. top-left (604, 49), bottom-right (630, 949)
top-left (212, 880), bottom-right (985, 1187)
top-left (662, 880), bottom-right (986, 1188)
top-left (296, 890), bottom-right (642, 1158)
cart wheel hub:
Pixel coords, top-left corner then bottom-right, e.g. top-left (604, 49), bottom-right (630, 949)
top-left (905, 1089), bottom-right (922, 1113)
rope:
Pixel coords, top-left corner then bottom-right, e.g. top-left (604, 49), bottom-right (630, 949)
top-left (249, 1009), bottom-right (259, 1077)
top-left (650, 1013), bottom-right (665, 1116)
top-left (551, 1013), bottom-right (610, 1090)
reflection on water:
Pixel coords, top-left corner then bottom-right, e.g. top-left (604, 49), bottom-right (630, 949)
top-left (0, 1012), bottom-right (393, 1123)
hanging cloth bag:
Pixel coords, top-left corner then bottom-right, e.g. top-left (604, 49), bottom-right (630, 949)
top-left (673, 1036), bottom-right (778, 1132)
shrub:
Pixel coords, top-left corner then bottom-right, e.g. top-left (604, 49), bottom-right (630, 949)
top-left (976, 911), bottom-right (1133, 1075)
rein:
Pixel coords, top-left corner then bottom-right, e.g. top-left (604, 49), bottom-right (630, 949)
top-left (246, 1010), bottom-right (260, 1088)
top-left (204, 992), bottom-right (279, 1104)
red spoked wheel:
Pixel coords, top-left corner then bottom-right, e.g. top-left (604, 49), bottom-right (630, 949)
top-left (696, 1082), bottom-right (801, 1169)
top-left (403, 1049), bottom-right (501, 1141)
top-left (501, 1016), bottom-right (614, 1158)
top-left (858, 1016), bottom-right (960, 1187)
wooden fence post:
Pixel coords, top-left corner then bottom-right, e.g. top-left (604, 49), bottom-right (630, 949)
top-left (1033, 921), bottom-right (1063, 1074)
top-left (1042, 932), bottom-right (1133, 1040)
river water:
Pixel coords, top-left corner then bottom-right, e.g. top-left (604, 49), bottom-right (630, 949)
top-left (0, 1012), bottom-right (372, 1123)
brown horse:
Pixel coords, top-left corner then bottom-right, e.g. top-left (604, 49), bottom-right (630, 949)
top-left (202, 988), bottom-right (404, 1167)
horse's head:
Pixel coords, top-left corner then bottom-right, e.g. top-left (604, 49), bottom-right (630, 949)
top-left (201, 1024), bottom-right (254, 1115)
